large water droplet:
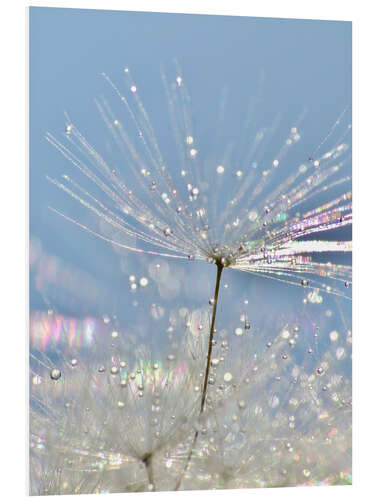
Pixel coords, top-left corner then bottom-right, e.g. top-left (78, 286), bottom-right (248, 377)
top-left (235, 327), bottom-right (243, 337)
top-left (50, 368), bottom-right (61, 381)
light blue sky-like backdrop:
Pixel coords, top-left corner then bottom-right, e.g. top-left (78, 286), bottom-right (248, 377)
top-left (29, 7), bottom-right (351, 333)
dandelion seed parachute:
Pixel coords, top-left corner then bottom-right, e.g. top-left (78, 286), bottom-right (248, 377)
top-left (46, 65), bottom-right (352, 299)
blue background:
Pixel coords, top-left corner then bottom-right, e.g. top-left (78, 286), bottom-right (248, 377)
top-left (29, 7), bottom-right (351, 323)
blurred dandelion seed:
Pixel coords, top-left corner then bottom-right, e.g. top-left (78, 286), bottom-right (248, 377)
top-left (30, 305), bottom-right (352, 494)
top-left (45, 64), bottom-right (352, 490)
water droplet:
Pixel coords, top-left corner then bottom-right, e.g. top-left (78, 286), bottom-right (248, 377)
top-left (103, 314), bottom-right (111, 324)
top-left (345, 281), bottom-right (350, 288)
top-left (50, 368), bottom-right (61, 381)
top-left (186, 135), bottom-right (194, 144)
top-left (211, 358), bottom-right (219, 366)
top-left (153, 363), bottom-right (159, 370)
top-left (130, 85), bottom-right (137, 93)
top-left (190, 187), bottom-right (199, 198)
top-left (32, 375), bottom-right (42, 385)
top-left (224, 372), bottom-right (233, 382)
top-left (313, 160), bottom-right (320, 167)
top-left (273, 159), bottom-right (279, 168)
top-left (209, 297), bottom-right (215, 306)
top-left (266, 341), bottom-right (272, 348)
top-left (244, 321), bottom-right (251, 330)
top-left (71, 358), bottom-right (78, 367)
top-left (316, 367), bottom-right (324, 375)
top-left (330, 331), bottom-right (339, 342)
top-left (65, 124), bottom-right (72, 134)
top-left (216, 165), bottom-right (225, 174)
top-left (164, 227), bottom-right (173, 237)
top-left (98, 365), bottom-right (106, 373)
top-left (110, 366), bottom-right (119, 375)
top-left (238, 400), bottom-right (246, 410)
top-left (301, 279), bottom-right (308, 286)
top-left (236, 170), bottom-right (243, 178)
top-left (281, 329), bottom-right (290, 339)
top-left (189, 148), bottom-right (198, 157)
top-left (117, 401), bottom-right (125, 409)
top-left (302, 469), bottom-right (311, 478)
top-left (111, 331), bottom-right (119, 338)
top-left (120, 379), bottom-right (127, 387)
top-left (281, 353), bottom-right (288, 360)
top-left (139, 277), bottom-right (148, 287)
top-left (167, 354), bottom-right (175, 361)
top-left (235, 327), bottom-right (243, 337)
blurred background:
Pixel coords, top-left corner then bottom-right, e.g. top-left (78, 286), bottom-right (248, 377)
top-left (29, 7), bottom-right (351, 351)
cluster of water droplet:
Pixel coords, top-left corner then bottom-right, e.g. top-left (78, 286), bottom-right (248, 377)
top-left (30, 293), bottom-right (351, 494)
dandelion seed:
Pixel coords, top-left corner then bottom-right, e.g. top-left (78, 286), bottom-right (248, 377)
top-left (42, 64), bottom-right (352, 494)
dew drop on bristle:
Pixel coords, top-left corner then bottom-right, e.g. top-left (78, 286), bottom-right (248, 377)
top-left (50, 368), bottom-right (61, 381)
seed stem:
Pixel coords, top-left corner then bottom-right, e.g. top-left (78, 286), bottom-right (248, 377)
top-left (200, 262), bottom-right (223, 412)
top-left (142, 453), bottom-right (154, 491)
top-left (174, 262), bottom-right (223, 490)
